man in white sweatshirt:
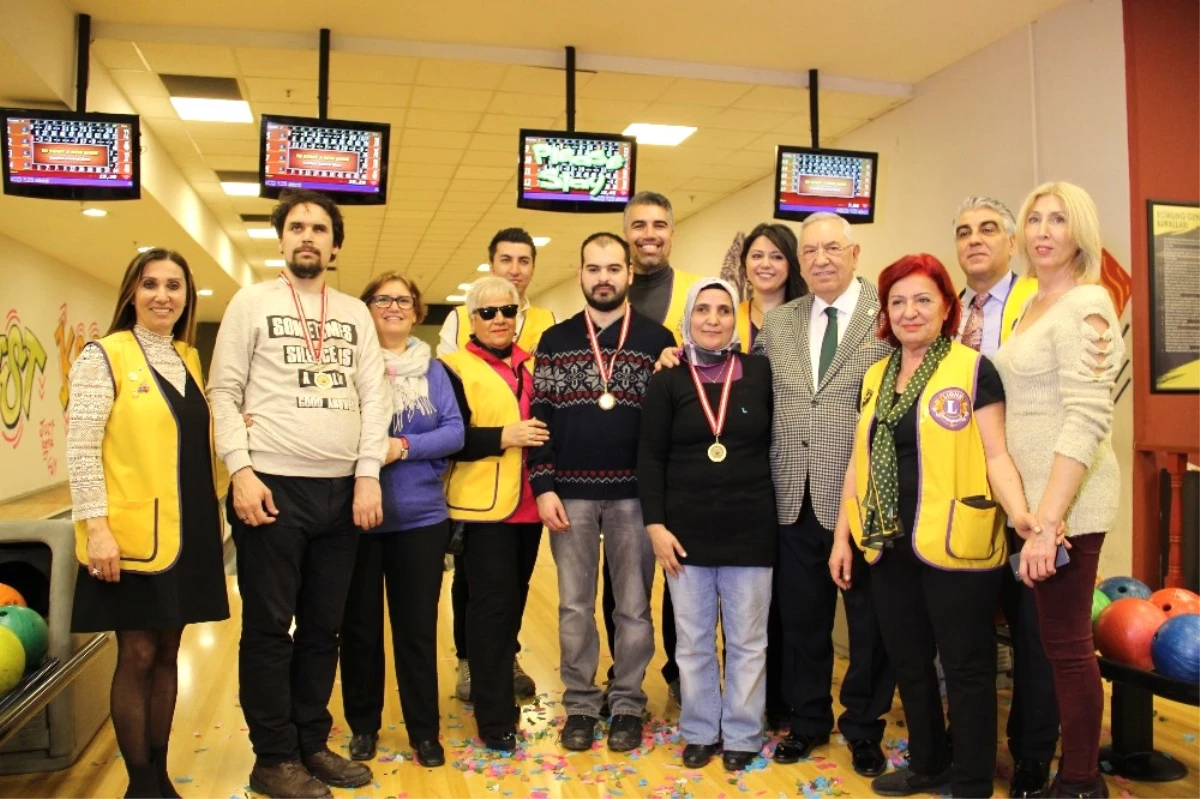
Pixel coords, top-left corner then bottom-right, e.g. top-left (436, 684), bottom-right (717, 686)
top-left (207, 190), bottom-right (390, 799)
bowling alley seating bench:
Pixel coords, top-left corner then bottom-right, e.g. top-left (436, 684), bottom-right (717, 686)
top-left (996, 626), bottom-right (1199, 782)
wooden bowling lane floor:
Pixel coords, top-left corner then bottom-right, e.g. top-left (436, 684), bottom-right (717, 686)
top-left (0, 538), bottom-right (1196, 798)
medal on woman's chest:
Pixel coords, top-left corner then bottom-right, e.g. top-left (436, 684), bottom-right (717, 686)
top-left (687, 357), bottom-right (735, 463)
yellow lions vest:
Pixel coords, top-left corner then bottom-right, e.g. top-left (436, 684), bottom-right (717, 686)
top-left (736, 301), bottom-right (753, 350)
top-left (1001, 275), bottom-right (1038, 344)
top-left (846, 341), bottom-right (1006, 571)
top-left (440, 350), bottom-right (531, 522)
top-left (454, 304), bottom-right (555, 353)
top-left (661, 269), bottom-right (706, 346)
top-left (73, 331), bottom-right (215, 573)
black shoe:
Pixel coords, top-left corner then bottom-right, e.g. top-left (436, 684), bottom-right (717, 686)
top-left (607, 713), bottom-right (643, 752)
top-left (482, 732), bottom-right (517, 752)
top-left (301, 748), bottom-right (372, 789)
top-left (871, 766), bottom-right (951, 797)
top-left (413, 740), bottom-right (445, 768)
top-left (722, 750), bottom-right (757, 772)
top-left (1011, 759), bottom-right (1051, 798)
top-left (348, 733), bottom-right (376, 762)
top-left (682, 743), bottom-right (719, 768)
top-left (848, 738), bottom-right (887, 777)
top-left (560, 714), bottom-right (598, 751)
top-left (773, 731), bottom-right (829, 763)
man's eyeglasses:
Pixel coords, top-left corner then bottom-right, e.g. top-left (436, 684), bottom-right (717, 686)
top-left (800, 242), bottom-right (851, 260)
top-left (369, 295), bottom-right (415, 309)
top-left (473, 304), bottom-right (519, 321)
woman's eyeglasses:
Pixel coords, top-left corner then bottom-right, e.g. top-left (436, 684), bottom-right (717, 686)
top-left (369, 295), bottom-right (415, 309)
top-left (473, 304), bottom-right (519, 321)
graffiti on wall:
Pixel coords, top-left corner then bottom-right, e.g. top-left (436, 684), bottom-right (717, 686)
top-left (0, 309), bottom-right (49, 448)
top-left (55, 303), bottom-right (101, 416)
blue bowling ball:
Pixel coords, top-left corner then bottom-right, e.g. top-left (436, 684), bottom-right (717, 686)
top-left (1098, 576), bottom-right (1152, 602)
top-left (1151, 613), bottom-right (1200, 683)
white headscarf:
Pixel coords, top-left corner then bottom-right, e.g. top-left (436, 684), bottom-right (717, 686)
top-left (384, 338), bottom-right (435, 423)
top-left (682, 277), bottom-right (742, 366)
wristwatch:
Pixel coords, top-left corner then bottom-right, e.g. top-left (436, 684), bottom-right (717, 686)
top-left (398, 436), bottom-right (410, 461)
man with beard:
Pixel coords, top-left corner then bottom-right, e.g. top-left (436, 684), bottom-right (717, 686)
top-left (208, 190), bottom-right (390, 799)
top-left (528, 232), bottom-right (675, 752)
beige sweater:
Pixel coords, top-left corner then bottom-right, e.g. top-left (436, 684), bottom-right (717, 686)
top-left (993, 285), bottom-right (1123, 536)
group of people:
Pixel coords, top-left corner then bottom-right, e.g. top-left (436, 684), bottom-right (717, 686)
top-left (65, 181), bottom-right (1122, 799)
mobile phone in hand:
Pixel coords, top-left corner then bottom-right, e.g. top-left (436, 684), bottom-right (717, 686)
top-left (1009, 542), bottom-right (1070, 579)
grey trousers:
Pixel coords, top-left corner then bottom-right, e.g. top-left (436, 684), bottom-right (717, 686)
top-left (550, 498), bottom-right (656, 717)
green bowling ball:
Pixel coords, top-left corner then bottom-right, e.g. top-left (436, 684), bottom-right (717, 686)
top-left (1092, 588), bottom-right (1112, 624)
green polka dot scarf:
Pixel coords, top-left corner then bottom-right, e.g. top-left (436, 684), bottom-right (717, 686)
top-left (862, 335), bottom-right (952, 550)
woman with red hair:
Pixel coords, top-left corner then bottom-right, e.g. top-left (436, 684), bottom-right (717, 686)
top-left (828, 253), bottom-right (1041, 798)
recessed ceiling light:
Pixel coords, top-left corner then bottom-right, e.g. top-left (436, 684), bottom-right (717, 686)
top-left (622, 123), bottom-right (697, 146)
top-left (170, 97), bottom-right (253, 123)
top-left (197, 289), bottom-right (214, 297)
top-left (247, 227), bottom-right (277, 239)
top-left (137, 245), bottom-right (155, 253)
top-left (477, 263), bottom-right (490, 272)
top-left (446, 294), bottom-right (466, 303)
top-left (264, 258), bottom-right (285, 267)
top-left (457, 283), bottom-right (472, 290)
top-left (81, 207), bottom-right (107, 218)
top-left (222, 181), bottom-right (261, 197)
top-left (533, 237), bottom-right (551, 247)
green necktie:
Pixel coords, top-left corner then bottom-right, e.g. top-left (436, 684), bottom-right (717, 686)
top-left (818, 306), bottom-right (839, 382)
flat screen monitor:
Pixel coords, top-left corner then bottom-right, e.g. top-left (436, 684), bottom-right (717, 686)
top-left (517, 129), bottom-right (636, 213)
top-left (774, 145), bottom-right (878, 224)
top-left (1, 108), bottom-right (140, 201)
top-left (259, 115), bottom-right (390, 205)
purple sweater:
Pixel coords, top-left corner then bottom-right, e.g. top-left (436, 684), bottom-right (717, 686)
top-left (377, 359), bottom-right (464, 533)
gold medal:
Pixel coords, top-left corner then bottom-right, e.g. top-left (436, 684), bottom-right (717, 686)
top-left (708, 442), bottom-right (727, 463)
top-left (313, 371), bottom-right (334, 391)
top-left (688, 357), bottom-right (735, 466)
top-left (585, 305), bottom-right (632, 409)
top-left (598, 392), bottom-right (616, 410)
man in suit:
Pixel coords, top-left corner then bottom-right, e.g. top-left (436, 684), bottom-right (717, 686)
top-left (953, 196), bottom-right (1055, 799)
top-left (753, 212), bottom-right (894, 777)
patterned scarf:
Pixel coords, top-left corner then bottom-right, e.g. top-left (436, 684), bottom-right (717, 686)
top-left (861, 335), bottom-right (952, 549)
top-left (384, 338), bottom-right (435, 425)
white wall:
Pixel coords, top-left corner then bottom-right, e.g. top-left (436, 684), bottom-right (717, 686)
top-left (630, 0), bottom-right (1136, 575)
top-left (0, 233), bottom-right (116, 502)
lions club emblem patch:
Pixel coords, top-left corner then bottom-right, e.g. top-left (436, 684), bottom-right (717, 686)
top-left (928, 387), bottom-right (971, 431)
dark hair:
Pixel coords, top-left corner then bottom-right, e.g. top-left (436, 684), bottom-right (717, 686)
top-left (488, 228), bottom-right (537, 263)
top-left (579, 232), bottom-right (631, 266)
top-left (359, 271), bottom-right (427, 325)
top-left (270, 190), bottom-right (345, 253)
top-left (740, 222), bottom-right (808, 302)
top-left (623, 191), bottom-right (674, 227)
top-left (875, 253), bottom-right (962, 347)
top-left (106, 249), bottom-right (198, 346)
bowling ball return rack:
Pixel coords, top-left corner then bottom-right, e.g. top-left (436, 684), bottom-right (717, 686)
top-left (998, 626), bottom-right (1198, 782)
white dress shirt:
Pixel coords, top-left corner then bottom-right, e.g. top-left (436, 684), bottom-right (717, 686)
top-left (808, 277), bottom-right (863, 382)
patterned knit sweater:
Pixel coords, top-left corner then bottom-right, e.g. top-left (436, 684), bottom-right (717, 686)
top-left (528, 308), bottom-right (676, 501)
top-left (992, 285), bottom-right (1124, 536)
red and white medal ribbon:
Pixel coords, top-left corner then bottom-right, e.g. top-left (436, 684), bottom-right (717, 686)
top-left (281, 273), bottom-right (328, 383)
top-left (584, 305), bottom-right (632, 409)
top-left (687, 356), bottom-right (735, 462)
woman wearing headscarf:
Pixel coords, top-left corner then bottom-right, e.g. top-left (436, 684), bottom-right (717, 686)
top-left (638, 278), bottom-right (776, 772)
top-left (339, 273), bottom-right (463, 768)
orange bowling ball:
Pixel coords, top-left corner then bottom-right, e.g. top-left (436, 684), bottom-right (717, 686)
top-left (0, 584), bottom-right (26, 608)
top-left (1094, 598), bottom-right (1169, 671)
top-left (1149, 588), bottom-right (1200, 618)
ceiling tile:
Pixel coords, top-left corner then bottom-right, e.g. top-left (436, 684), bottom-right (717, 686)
top-left (130, 95), bottom-right (178, 119)
top-left (137, 42), bottom-right (238, 77)
top-left (455, 165), bottom-right (515, 181)
top-left (245, 76), bottom-right (320, 104)
top-left (392, 162), bottom-right (457, 178)
top-left (498, 65), bottom-right (579, 95)
top-left (330, 53), bottom-right (419, 84)
top-left (235, 48), bottom-right (319, 79)
top-left (415, 58), bottom-right (506, 90)
top-left (400, 129), bottom-right (471, 149)
top-left (656, 78), bottom-right (753, 107)
top-left (476, 114), bottom-right (552, 135)
top-left (579, 72), bottom-right (674, 101)
top-left (705, 108), bottom-right (794, 132)
top-left (405, 108), bottom-right (481, 131)
top-left (486, 92), bottom-right (564, 117)
top-left (204, 155), bottom-right (257, 172)
top-left (326, 106), bottom-right (405, 126)
top-left (409, 85), bottom-right (493, 112)
top-left (731, 85), bottom-right (811, 112)
top-left (333, 81), bottom-right (412, 107)
top-left (92, 40), bottom-right (147, 71)
top-left (111, 70), bottom-right (168, 98)
top-left (395, 147), bottom-right (464, 165)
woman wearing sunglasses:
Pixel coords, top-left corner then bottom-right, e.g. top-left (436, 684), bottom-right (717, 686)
top-left (338, 273), bottom-right (464, 768)
top-left (440, 276), bottom-right (549, 752)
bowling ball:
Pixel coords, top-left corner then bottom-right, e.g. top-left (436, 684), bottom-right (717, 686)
top-left (1151, 614), bottom-right (1200, 683)
top-left (0, 606), bottom-right (48, 668)
top-left (1098, 576), bottom-right (1152, 602)
top-left (0, 583), bottom-right (26, 608)
top-left (0, 627), bottom-right (25, 695)
top-left (1094, 598), bottom-right (1168, 670)
top-left (1148, 588), bottom-right (1200, 619)
top-left (1091, 588), bottom-right (1112, 623)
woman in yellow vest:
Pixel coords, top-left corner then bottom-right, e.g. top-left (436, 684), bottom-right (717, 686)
top-left (67, 249), bottom-right (230, 798)
top-left (736, 222), bottom-right (808, 350)
top-left (827, 254), bottom-right (1042, 799)
top-left (439, 276), bottom-right (547, 753)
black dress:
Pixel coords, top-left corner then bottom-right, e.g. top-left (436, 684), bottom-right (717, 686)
top-left (71, 368), bottom-right (231, 632)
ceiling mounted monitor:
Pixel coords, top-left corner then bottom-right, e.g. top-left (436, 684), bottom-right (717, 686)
top-left (773, 145), bottom-right (878, 224)
top-left (259, 114), bottom-right (390, 205)
top-left (1, 107), bottom-right (140, 201)
top-left (517, 129), bottom-right (636, 213)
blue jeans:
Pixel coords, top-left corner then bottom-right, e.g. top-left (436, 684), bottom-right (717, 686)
top-left (668, 565), bottom-right (772, 752)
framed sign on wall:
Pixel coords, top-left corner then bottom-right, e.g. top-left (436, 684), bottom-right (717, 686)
top-left (1147, 200), bottom-right (1200, 393)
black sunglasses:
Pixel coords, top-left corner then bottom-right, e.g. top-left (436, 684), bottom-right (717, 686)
top-left (473, 304), bottom-right (519, 321)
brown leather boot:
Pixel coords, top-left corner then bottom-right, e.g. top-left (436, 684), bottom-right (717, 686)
top-left (248, 760), bottom-right (332, 799)
top-left (302, 747), bottom-right (373, 788)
